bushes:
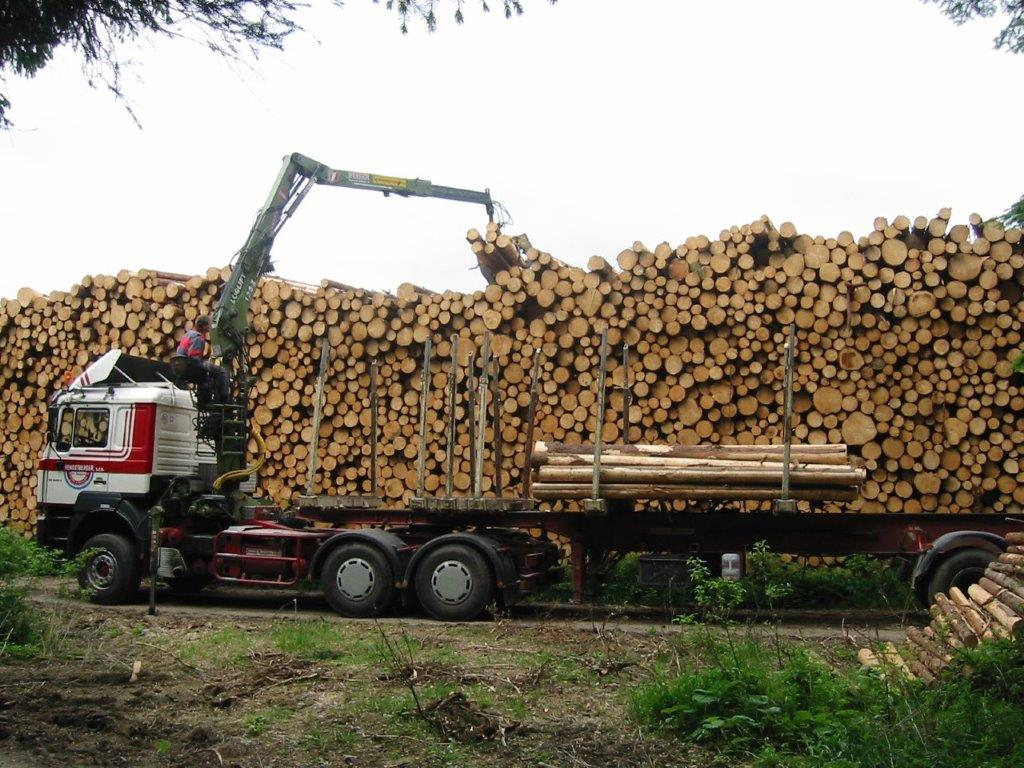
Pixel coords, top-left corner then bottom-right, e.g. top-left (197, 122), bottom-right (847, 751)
top-left (0, 526), bottom-right (73, 656)
top-left (633, 636), bottom-right (1024, 767)
top-left (631, 549), bottom-right (1024, 767)
top-left (531, 542), bottom-right (915, 612)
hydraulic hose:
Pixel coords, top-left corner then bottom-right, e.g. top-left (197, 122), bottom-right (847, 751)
top-left (213, 425), bottom-right (268, 491)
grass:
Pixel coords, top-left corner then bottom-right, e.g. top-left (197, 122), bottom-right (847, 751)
top-left (178, 626), bottom-right (256, 667)
top-left (243, 705), bottom-right (295, 737)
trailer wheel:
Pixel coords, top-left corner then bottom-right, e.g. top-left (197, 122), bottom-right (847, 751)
top-left (321, 543), bottom-right (395, 618)
top-left (414, 544), bottom-right (494, 621)
top-left (926, 547), bottom-right (995, 604)
top-left (78, 533), bottom-right (142, 605)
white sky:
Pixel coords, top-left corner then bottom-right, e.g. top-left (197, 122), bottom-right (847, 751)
top-left (1, 0), bottom-right (1022, 300)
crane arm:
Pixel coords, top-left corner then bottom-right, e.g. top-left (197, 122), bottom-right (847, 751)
top-left (211, 153), bottom-right (495, 375)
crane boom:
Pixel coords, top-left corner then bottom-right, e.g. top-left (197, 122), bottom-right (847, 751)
top-left (212, 152), bottom-right (495, 376)
top-left (207, 153), bottom-right (496, 489)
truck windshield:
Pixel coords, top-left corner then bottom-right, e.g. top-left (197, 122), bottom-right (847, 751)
top-left (73, 409), bottom-right (110, 449)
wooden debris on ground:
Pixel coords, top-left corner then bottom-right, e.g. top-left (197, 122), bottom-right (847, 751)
top-left (860, 531), bottom-right (1024, 681)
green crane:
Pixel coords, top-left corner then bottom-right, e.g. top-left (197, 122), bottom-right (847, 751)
top-left (206, 153), bottom-right (498, 493)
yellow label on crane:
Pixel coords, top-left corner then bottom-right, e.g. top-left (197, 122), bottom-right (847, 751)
top-left (370, 175), bottom-right (408, 190)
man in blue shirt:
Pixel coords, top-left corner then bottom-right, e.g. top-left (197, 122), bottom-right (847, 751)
top-left (174, 315), bottom-right (229, 402)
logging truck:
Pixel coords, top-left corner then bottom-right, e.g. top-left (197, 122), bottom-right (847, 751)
top-left (33, 153), bottom-right (1022, 619)
top-left (35, 346), bottom-right (1020, 618)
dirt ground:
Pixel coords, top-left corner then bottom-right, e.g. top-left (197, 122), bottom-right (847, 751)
top-left (0, 586), bottom-right (909, 768)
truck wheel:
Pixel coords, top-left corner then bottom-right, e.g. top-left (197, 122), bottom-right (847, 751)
top-left (78, 533), bottom-right (142, 605)
top-left (321, 543), bottom-right (395, 618)
top-left (926, 547), bottom-right (995, 604)
top-left (414, 544), bottom-right (493, 621)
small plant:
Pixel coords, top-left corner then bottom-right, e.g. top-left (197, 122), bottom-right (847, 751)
top-left (634, 550), bottom-right (1024, 768)
top-left (0, 527), bottom-right (90, 657)
top-left (153, 739), bottom-right (172, 754)
top-left (243, 706), bottom-right (293, 737)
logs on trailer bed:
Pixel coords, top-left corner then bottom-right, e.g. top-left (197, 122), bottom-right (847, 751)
top-left (529, 441), bottom-right (864, 502)
top-left (1, 210), bottom-right (1023, 535)
top-left (862, 533), bottom-right (1024, 682)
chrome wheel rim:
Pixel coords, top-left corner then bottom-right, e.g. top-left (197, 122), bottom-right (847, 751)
top-left (87, 551), bottom-right (117, 590)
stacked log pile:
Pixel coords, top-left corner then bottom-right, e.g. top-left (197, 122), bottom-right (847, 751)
top-left (529, 442), bottom-right (865, 501)
top-left (0, 209), bottom-right (1022, 536)
top-left (859, 531), bottom-right (1024, 682)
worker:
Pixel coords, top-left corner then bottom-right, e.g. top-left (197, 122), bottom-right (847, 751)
top-left (174, 315), bottom-right (230, 402)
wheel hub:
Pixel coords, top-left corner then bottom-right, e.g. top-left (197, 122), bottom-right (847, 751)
top-left (87, 552), bottom-right (117, 590)
top-left (336, 558), bottom-right (375, 601)
top-left (430, 560), bottom-right (473, 606)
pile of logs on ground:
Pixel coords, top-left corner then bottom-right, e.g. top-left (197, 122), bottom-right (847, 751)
top-left (859, 531), bottom-right (1024, 682)
top-left (0, 210), bottom-right (1022, 537)
top-left (529, 441), bottom-right (865, 501)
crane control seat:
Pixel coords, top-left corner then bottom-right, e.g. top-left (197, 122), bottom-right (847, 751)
top-left (168, 356), bottom-right (216, 407)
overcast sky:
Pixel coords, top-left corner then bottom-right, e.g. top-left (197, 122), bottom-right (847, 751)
top-left (1, 0), bottom-right (1022, 300)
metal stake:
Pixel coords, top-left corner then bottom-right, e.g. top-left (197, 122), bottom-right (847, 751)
top-left (775, 324), bottom-right (797, 514)
top-left (621, 343), bottom-right (633, 444)
top-left (445, 336), bottom-right (459, 498)
top-left (416, 339), bottom-right (432, 499)
top-left (473, 334), bottom-right (492, 499)
top-left (520, 348), bottom-right (542, 499)
top-left (491, 363), bottom-right (503, 496)
top-left (467, 351), bottom-right (477, 485)
top-left (370, 359), bottom-right (379, 498)
top-left (586, 329), bottom-right (609, 513)
top-left (306, 337), bottom-right (330, 496)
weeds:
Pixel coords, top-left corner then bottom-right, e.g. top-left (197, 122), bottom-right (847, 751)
top-left (633, 545), bottom-right (1024, 767)
top-left (532, 548), bottom-right (915, 612)
top-left (0, 526), bottom-right (87, 657)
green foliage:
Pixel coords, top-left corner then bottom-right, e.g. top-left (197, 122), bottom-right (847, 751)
top-left (923, 1), bottom-right (1024, 54)
top-left (0, 526), bottom-right (70, 578)
top-left (745, 551), bottom-right (914, 611)
top-left (0, 583), bottom-right (36, 650)
top-left (0, 526), bottom-right (84, 656)
top-left (534, 546), bottom-right (913, 612)
top-left (243, 706), bottom-right (294, 737)
top-left (998, 193), bottom-right (1024, 229)
top-left (685, 555), bottom-right (746, 622)
top-left (633, 627), bottom-right (1024, 767)
top-left (528, 553), bottom-right (691, 609)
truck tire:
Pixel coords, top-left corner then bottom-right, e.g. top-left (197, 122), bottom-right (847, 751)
top-left (78, 533), bottom-right (142, 605)
top-left (321, 543), bottom-right (395, 618)
top-left (414, 543), bottom-right (494, 621)
top-left (926, 547), bottom-right (995, 604)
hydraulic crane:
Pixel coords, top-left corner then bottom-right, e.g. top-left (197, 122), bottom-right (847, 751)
top-left (203, 153), bottom-right (499, 497)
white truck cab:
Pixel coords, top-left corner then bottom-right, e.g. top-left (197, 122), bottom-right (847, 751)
top-left (36, 351), bottom-right (216, 555)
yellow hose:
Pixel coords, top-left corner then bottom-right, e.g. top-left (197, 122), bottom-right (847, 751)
top-left (213, 425), bottom-right (268, 491)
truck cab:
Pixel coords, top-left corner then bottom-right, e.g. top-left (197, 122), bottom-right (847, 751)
top-left (36, 351), bottom-right (222, 600)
